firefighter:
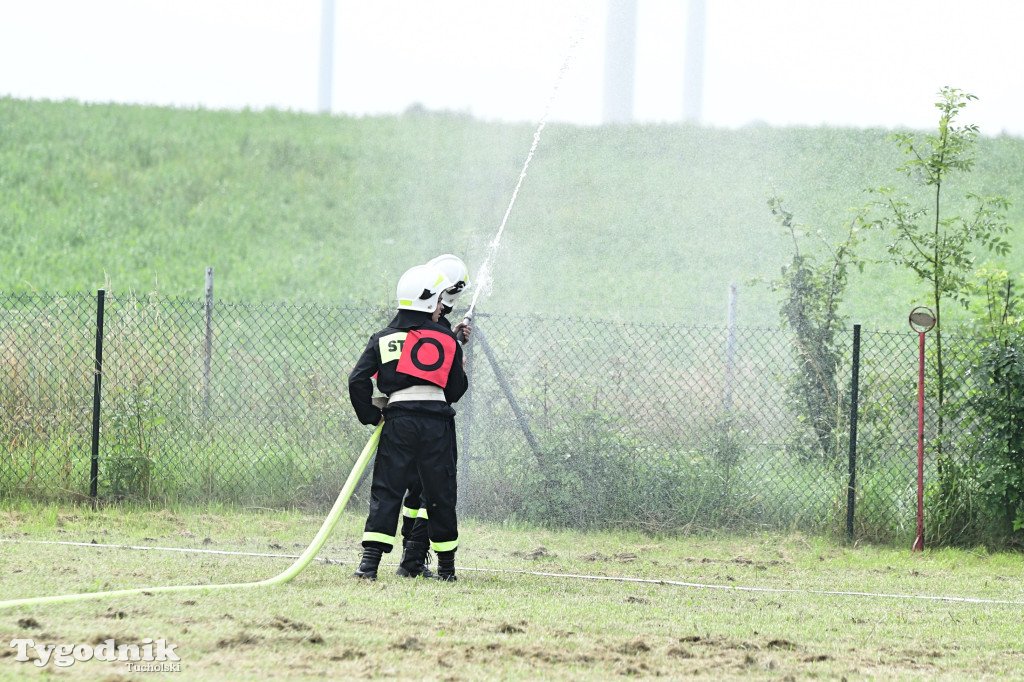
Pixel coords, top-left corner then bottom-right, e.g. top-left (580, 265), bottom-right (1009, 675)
top-left (348, 264), bottom-right (468, 582)
top-left (394, 254), bottom-right (471, 579)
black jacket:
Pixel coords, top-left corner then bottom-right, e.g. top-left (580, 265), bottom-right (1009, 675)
top-left (348, 309), bottom-right (468, 426)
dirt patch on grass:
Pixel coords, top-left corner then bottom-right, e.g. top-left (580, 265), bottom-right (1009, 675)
top-left (512, 546), bottom-right (553, 560)
top-left (682, 554), bottom-right (789, 570)
top-left (445, 631), bottom-right (841, 679)
top-left (329, 648), bottom-right (366, 661)
top-left (618, 638), bottom-right (651, 654)
top-left (216, 631), bottom-right (263, 648)
top-left (266, 615), bottom-right (311, 631)
top-left (395, 636), bottom-right (423, 651)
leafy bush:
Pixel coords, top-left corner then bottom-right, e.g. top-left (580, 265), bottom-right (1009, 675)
top-left (967, 336), bottom-right (1024, 537)
top-left (104, 379), bottom-right (172, 499)
top-left (768, 197), bottom-right (861, 465)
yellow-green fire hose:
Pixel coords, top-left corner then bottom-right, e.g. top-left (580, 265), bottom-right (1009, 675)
top-left (0, 424), bottom-right (382, 610)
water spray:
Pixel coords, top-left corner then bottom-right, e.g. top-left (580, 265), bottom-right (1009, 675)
top-left (462, 27), bottom-right (583, 330)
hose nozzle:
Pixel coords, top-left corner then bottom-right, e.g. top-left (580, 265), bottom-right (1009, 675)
top-left (457, 311), bottom-right (473, 344)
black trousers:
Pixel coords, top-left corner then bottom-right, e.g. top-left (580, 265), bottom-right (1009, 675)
top-left (402, 418), bottom-right (459, 545)
top-left (362, 406), bottom-right (458, 553)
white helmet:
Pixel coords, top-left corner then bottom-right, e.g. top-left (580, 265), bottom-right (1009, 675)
top-left (428, 254), bottom-right (469, 308)
top-left (396, 265), bottom-right (452, 313)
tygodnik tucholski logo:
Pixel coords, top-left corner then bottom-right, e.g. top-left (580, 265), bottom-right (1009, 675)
top-left (10, 637), bottom-right (181, 670)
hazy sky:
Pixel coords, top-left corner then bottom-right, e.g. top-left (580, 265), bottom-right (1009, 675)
top-left (1, 0), bottom-right (1021, 135)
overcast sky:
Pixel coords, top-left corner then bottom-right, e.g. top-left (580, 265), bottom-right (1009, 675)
top-left (1, 0), bottom-right (1021, 135)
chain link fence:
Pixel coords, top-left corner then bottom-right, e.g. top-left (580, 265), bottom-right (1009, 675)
top-left (0, 292), bottom-right (986, 542)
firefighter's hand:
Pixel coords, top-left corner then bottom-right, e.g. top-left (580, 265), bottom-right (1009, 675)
top-left (454, 322), bottom-right (471, 344)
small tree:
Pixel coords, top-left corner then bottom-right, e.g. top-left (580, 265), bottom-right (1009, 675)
top-left (865, 87), bottom-right (1011, 459)
top-left (769, 196), bottom-right (862, 464)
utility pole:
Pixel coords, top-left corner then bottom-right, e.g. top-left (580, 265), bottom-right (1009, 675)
top-left (683, 0), bottom-right (706, 123)
top-left (318, 0), bottom-right (335, 113)
top-left (603, 0), bottom-right (637, 124)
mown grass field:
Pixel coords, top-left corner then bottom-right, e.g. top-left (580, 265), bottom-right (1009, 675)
top-left (3, 96), bottom-right (1023, 328)
top-left (2, 503), bottom-right (1023, 680)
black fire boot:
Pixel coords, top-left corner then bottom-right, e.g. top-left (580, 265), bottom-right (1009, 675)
top-left (353, 546), bottom-right (383, 580)
top-left (435, 550), bottom-right (457, 582)
top-left (396, 541), bottom-right (435, 579)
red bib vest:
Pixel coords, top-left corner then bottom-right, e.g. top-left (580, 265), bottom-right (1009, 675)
top-left (395, 329), bottom-right (457, 388)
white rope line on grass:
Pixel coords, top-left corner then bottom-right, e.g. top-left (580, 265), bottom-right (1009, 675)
top-left (0, 538), bottom-right (335, 562)
top-left (5, 537), bottom-right (1023, 607)
top-left (464, 567), bottom-right (1024, 606)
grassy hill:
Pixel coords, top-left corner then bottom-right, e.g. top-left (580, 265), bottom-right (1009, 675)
top-left (2, 96), bottom-right (1022, 329)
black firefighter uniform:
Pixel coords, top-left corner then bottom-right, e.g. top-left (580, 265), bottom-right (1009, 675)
top-left (348, 308), bottom-right (468, 554)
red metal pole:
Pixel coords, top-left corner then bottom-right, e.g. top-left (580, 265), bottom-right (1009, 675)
top-left (913, 330), bottom-right (925, 551)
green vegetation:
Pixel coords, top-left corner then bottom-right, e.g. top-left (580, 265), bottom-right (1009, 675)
top-left (2, 96), bottom-right (1023, 327)
top-left (757, 89), bottom-right (1024, 548)
top-left (767, 195), bottom-right (863, 465)
top-left (4, 94), bottom-right (1024, 547)
top-left (865, 88), bottom-right (1013, 454)
top-left (935, 272), bottom-right (1024, 546)
top-left (2, 502), bottom-right (1023, 679)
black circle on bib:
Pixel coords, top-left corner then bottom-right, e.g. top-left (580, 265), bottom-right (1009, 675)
top-left (411, 337), bottom-right (444, 372)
